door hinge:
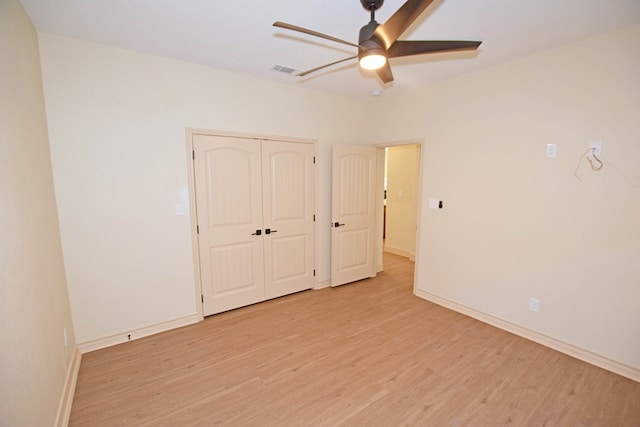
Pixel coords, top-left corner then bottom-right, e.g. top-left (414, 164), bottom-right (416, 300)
top-left (313, 269), bottom-right (316, 277)
top-left (192, 150), bottom-right (195, 160)
top-left (201, 294), bottom-right (204, 303)
top-left (313, 214), bottom-right (316, 222)
top-left (313, 156), bottom-right (316, 164)
top-left (197, 225), bottom-right (200, 234)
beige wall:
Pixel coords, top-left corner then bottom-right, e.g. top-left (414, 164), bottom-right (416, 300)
top-left (373, 24), bottom-right (640, 372)
top-left (38, 33), bottom-right (371, 344)
top-left (0, 0), bottom-right (76, 425)
top-left (385, 144), bottom-right (420, 258)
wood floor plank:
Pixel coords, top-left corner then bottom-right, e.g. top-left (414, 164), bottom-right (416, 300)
top-left (69, 253), bottom-right (640, 426)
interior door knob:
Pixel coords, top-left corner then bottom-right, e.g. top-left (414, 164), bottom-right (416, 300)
top-left (251, 229), bottom-right (262, 236)
top-left (265, 228), bottom-right (278, 234)
top-left (334, 222), bottom-right (345, 227)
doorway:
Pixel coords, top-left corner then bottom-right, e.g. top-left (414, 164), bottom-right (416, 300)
top-left (374, 141), bottom-right (422, 277)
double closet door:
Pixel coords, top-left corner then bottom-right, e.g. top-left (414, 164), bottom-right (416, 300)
top-left (193, 134), bottom-right (315, 316)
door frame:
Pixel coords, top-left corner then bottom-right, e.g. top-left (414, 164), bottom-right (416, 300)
top-left (185, 128), bottom-right (318, 320)
top-left (373, 138), bottom-right (424, 295)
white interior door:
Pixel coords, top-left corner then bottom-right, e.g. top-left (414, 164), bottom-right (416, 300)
top-left (193, 134), bottom-right (316, 315)
top-left (331, 144), bottom-right (376, 287)
top-left (262, 141), bottom-right (315, 299)
top-left (193, 134), bottom-right (265, 316)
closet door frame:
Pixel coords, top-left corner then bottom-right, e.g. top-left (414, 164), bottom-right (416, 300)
top-left (186, 128), bottom-right (318, 319)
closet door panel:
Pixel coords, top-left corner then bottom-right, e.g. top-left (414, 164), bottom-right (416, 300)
top-left (193, 134), bottom-right (265, 315)
top-left (262, 141), bottom-right (315, 299)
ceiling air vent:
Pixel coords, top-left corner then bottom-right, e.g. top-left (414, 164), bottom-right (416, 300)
top-left (271, 65), bottom-right (297, 75)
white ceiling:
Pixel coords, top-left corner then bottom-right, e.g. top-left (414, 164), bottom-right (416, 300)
top-left (20, 0), bottom-right (640, 100)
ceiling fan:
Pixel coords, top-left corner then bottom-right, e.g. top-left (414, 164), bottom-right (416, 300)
top-left (273, 0), bottom-right (482, 83)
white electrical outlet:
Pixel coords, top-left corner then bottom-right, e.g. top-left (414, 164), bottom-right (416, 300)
top-left (528, 298), bottom-right (540, 313)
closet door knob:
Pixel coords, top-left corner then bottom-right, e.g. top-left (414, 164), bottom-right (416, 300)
top-left (265, 228), bottom-right (278, 235)
top-left (251, 229), bottom-right (262, 236)
top-left (333, 222), bottom-right (345, 228)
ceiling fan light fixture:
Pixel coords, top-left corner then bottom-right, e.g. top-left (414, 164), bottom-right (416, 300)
top-left (274, 0), bottom-right (482, 83)
top-left (359, 51), bottom-right (386, 70)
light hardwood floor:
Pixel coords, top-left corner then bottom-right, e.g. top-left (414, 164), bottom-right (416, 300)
top-left (69, 253), bottom-right (640, 426)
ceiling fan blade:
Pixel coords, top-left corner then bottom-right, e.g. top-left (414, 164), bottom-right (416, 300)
top-left (374, 0), bottom-right (435, 49)
top-left (274, 21), bottom-right (360, 49)
top-left (297, 55), bottom-right (358, 77)
top-left (374, 61), bottom-right (394, 84)
top-left (387, 40), bottom-right (482, 58)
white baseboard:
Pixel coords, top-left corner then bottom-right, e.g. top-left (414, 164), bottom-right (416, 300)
top-left (55, 346), bottom-right (81, 427)
top-left (415, 289), bottom-right (640, 383)
top-left (383, 247), bottom-right (414, 259)
top-left (314, 280), bottom-right (331, 290)
top-left (78, 313), bottom-right (201, 353)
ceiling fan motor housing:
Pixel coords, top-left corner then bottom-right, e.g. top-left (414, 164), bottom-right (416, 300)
top-left (358, 20), bottom-right (384, 58)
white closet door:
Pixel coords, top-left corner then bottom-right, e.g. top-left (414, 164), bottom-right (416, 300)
top-left (193, 134), bottom-right (264, 316)
top-left (262, 141), bottom-right (315, 299)
top-left (331, 144), bottom-right (376, 287)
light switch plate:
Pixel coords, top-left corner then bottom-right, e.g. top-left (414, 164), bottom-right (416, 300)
top-left (545, 143), bottom-right (557, 158)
